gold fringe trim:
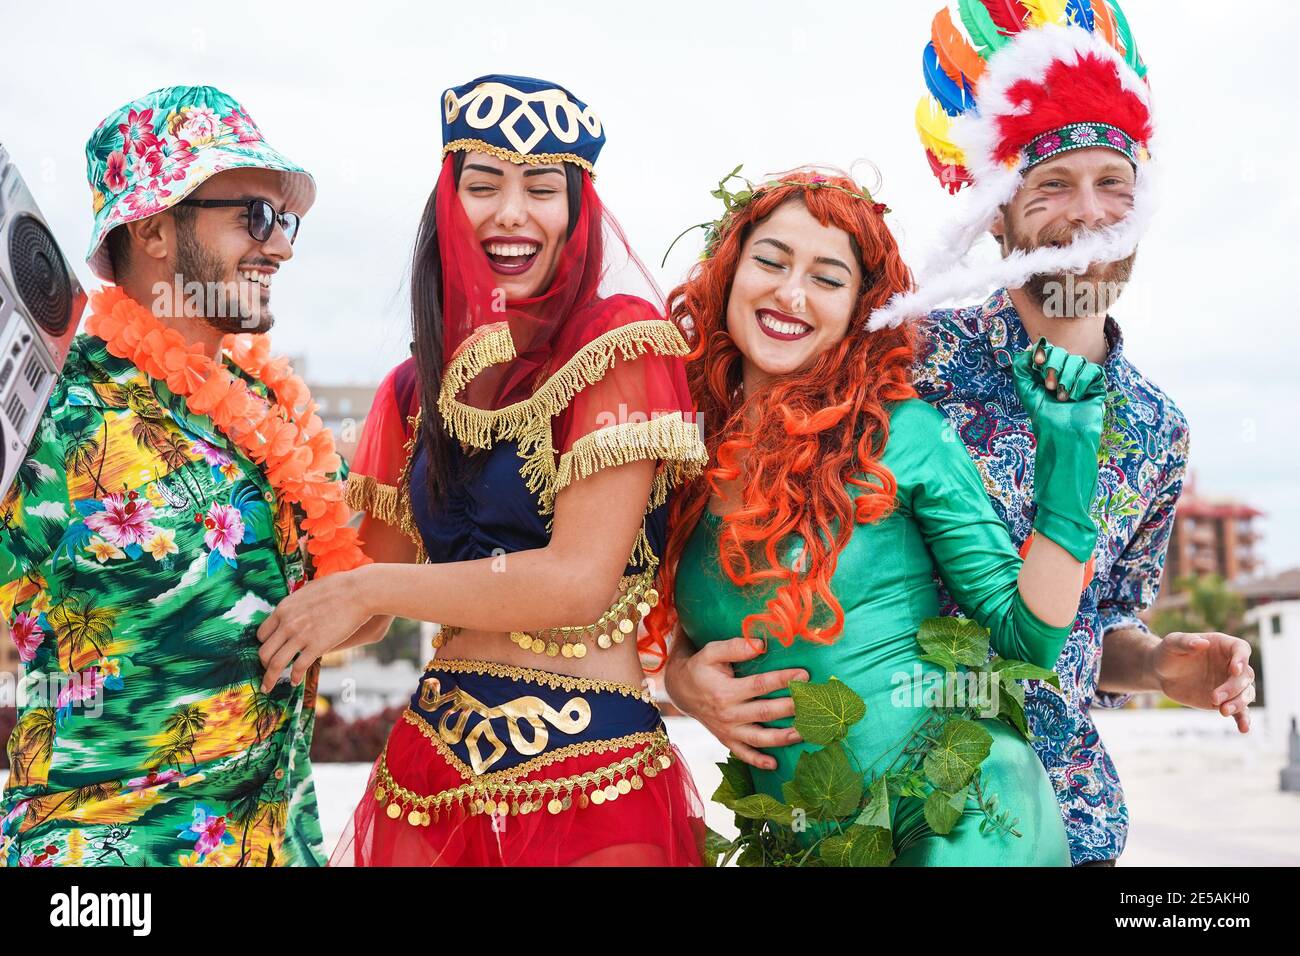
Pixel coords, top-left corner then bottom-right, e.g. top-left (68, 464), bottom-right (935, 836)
top-left (496, 564), bottom-right (661, 653)
top-left (392, 414), bottom-right (427, 563)
top-left (552, 412), bottom-right (708, 513)
top-left (436, 319), bottom-right (701, 529)
top-left (344, 415), bottom-right (428, 563)
top-left (630, 527), bottom-right (657, 571)
top-left (417, 657), bottom-right (654, 701)
top-left (647, 457), bottom-right (704, 513)
top-left (345, 473), bottom-right (400, 526)
top-left (442, 138), bottom-right (596, 175)
top-left (373, 731), bottom-right (675, 820)
top-left (438, 319), bottom-right (691, 450)
top-left (440, 323), bottom-right (516, 401)
top-left (401, 708), bottom-right (659, 783)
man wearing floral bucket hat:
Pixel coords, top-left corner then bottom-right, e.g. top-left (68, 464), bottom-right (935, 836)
top-left (0, 85), bottom-right (367, 867)
top-left (887, 0), bottom-right (1254, 866)
top-left (85, 84), bottom-right (317, 332)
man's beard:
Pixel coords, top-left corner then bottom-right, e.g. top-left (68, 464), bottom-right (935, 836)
top-left (174, 223), bottom-right (275, 334)
top-left (1006, 220), bottom-right (1136, 319)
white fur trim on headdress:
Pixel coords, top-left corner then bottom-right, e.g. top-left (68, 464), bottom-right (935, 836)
top-left (869, 155), bottom-right (1156, 330)
top-left (869, 23), bottom-right (1157, 331)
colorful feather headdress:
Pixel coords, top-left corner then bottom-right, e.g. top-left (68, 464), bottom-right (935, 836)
top-left (869, 0), bottom-right (1157, 329)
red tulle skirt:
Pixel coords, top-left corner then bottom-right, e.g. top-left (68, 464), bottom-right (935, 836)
top-left (329, 659), bottom-right (705, 867)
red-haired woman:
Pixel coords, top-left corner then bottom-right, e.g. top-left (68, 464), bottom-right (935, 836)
top-left (648, 169), bottom-right (1106, 865)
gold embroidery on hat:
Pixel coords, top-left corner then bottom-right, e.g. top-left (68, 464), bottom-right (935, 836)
top-left (441, 138), bottom-right (595, 174)
top-left (445, 80), bottom-right (602, 155)
top-left (501, 101), bottom-right (549, 155)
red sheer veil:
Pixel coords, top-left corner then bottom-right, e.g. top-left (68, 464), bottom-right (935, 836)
top-left (432, 152), bottom-right (700, 522)
top-left (434, 152), bottom-right (671, 413)
top-left (350, 152), bottom-right (702, 534)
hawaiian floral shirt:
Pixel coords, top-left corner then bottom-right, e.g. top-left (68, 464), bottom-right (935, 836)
top-left (0, 332), bottom-right (327, 867)
top-left (915, 290), bottom-right (1189, 864)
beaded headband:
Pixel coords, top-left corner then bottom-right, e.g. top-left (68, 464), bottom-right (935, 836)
top-left (1021, 121), bottom-right (1143, 171)
top-left (441, 74), bottom-right (604, 174)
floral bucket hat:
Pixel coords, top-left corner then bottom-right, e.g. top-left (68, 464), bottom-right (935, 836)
top-left (84, 85), bottom-right (316, 282)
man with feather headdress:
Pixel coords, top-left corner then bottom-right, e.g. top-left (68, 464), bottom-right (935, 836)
top-left (894, 0), bottom-right (1256, 865)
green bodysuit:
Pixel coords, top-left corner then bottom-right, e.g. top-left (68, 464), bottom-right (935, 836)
top-left (676, 398), bottom-right (1076, 866)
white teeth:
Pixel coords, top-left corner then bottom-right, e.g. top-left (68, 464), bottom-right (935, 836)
top-left (240, 270), bottom-right (272, 288)
top-left (486, 242), bottom-right (540, 257)
top-left (759, 312), bottom-right (810, 336)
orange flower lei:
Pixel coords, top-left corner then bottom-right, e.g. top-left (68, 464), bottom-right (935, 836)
top-left (84, 286), bottom-right (369, 578)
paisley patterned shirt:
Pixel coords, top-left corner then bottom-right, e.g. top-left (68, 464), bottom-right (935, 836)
top-left (914, 290), bottom-right (1189, 864)
top-left (0, 333), bottom-right (326, 867)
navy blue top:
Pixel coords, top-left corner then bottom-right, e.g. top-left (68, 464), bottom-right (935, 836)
top-left (407, 438), bottom-right (667, 575)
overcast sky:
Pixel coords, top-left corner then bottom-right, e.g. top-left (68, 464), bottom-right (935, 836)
top-left (3, 0), bottom-right (1296, 572)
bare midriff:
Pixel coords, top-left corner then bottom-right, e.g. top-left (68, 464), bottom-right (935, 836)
top-left (437, 627), bottom-right (648, 686)
top-left (432, 569), bottom-right (658, 687)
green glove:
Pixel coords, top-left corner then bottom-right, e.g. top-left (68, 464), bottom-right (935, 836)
top-left (1011, 337), bottom-right (1107, 563)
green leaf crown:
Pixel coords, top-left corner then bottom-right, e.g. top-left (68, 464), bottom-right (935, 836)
top-left (662, 165), bottom-right (891, 268)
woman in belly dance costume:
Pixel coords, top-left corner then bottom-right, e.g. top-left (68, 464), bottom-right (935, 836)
top-left (645, 168), bottom-right (1106, 865)
top-left (254, 75), bottom-right (709, 866)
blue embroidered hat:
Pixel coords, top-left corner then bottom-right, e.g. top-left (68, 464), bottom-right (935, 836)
top-left (441, 74), bottom-right (604, 173)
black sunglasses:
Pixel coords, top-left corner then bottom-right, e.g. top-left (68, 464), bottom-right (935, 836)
top-left (177, 198), bottom-right (301, 244)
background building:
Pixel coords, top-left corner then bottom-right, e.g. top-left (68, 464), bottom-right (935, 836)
top-left (1165, 474), bottom-right (1265, 584)
top-left (295, 356), bottom-right (378, 464)
top-left (312, 383), bottom-right (380, 464)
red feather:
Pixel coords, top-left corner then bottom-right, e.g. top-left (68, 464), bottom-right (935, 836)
top-left (994, 52), bottom-right (1153, 163)
top-left (926, 149), bottom-right (973, 194)
top-left (982, 0), bottom-right (1030, 36)
top-left (933, 8), bottom-right (986, 87)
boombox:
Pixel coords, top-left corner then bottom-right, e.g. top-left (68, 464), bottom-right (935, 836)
top-left (0, 143), bottom-right (86, 500)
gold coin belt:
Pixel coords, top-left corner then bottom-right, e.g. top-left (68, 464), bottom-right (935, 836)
top-left (373, 731), bottom-right (675, 827)
top-left (507, 565), bottom-right (660, 659)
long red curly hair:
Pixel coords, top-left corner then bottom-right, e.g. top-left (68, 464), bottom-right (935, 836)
top-left (641, 170), bottom-right (918, 670)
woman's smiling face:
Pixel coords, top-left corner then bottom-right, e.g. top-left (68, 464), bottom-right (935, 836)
top-left (456, 151), bottom-right (570, 300)
top-left (725, 198), bottom-right (863, 390)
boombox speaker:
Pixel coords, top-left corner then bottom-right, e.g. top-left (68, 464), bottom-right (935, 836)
top-left (0, 143), bottom-right (86, 500)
